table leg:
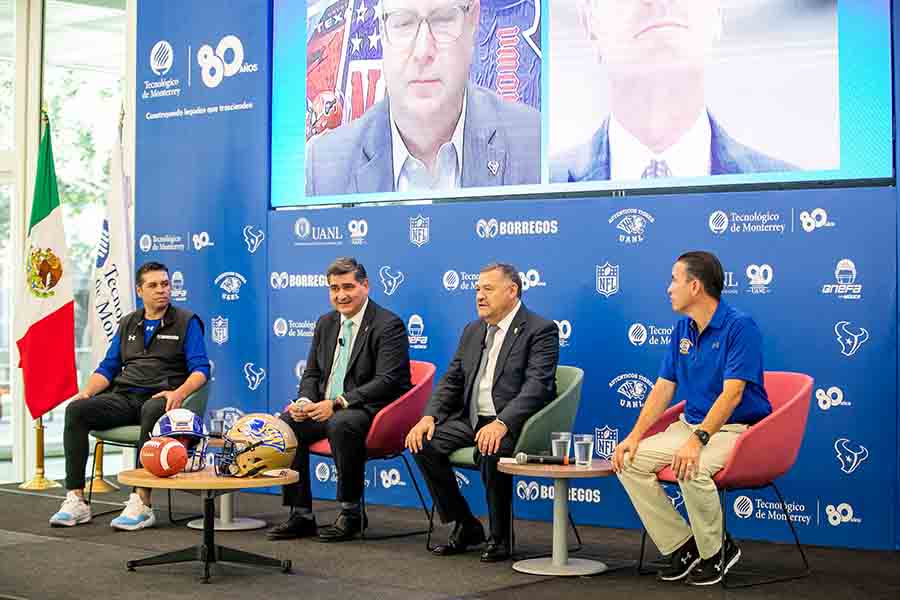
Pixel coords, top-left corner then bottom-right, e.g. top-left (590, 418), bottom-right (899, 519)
top-left (512, 478), bottom-right (608, 577)
top-left (125, 490), bottom-right (289, 582)
top-left (187, 492), bottom-right (268, 531)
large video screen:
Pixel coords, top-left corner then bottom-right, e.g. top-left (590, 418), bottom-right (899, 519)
top-left (272, 1), bottom-right (893, 208)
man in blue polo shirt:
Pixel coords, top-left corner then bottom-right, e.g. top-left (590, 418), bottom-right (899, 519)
top-left (612, 251), bottom-right (770, 586)
top-left (49, 261), bottom-right (210, 532)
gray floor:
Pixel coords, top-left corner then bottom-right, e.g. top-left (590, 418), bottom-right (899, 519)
top-left (0, 481), bottom-right (898, 600)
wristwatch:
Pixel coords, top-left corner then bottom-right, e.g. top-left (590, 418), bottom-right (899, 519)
top-left (332, 395), bottom-right (349, 410)
top-left (693, 429), bottom-right (710, 446)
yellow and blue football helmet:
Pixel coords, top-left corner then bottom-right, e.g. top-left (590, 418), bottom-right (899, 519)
top-left (215, 413), bottom-right (297, 477)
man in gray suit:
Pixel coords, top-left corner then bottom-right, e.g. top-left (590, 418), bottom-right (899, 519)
top-left (306, 0), bottom-right (540, 196)
top-left (551, 0), bottom-right (794, 183)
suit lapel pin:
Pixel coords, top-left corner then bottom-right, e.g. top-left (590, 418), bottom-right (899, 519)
top-left (487, 160), bottom-right (500, 176)
top-left (513, 327), bottom-right (519, 335)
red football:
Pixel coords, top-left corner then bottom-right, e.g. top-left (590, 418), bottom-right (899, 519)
top-left (140, 437), bottom-right (188, 477)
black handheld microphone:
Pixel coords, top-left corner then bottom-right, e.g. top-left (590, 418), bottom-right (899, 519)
top-left (515, 452), bottom-right (569, 466)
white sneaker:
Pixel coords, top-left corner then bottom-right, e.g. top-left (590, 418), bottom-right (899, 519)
top-left (110, 493), bottom-right (157, 531)
top-left (49, 491), bottom-right (92, 527)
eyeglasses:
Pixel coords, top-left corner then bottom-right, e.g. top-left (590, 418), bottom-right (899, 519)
top-left (381, 3), bottom-right (471, 48)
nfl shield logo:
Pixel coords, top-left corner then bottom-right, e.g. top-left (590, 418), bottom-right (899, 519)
top-left (595, 426), bottom-right (618, 459)
top-left (596, 262), bottom-right (619, 297)
top-left (211, 316), bottom-right (229, 346)
top-left (409, 215), bottom-right (430, 247)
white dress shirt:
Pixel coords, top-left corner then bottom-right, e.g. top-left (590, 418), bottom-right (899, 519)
top-left (475, 301), bottom-right (522, 418)
top-left (390, 93), bottom-right (466, 192)
top-left (608, 109), bottom-right (712, 180)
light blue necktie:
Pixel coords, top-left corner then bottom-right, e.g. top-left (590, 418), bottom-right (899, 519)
top-left (469, 325), bottom-right (499, 428)
top-left (329, 319), bottom-right (355, 400)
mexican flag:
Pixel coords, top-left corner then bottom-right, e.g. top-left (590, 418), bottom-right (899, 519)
top-left (16, 118), bottom-right (78, 419)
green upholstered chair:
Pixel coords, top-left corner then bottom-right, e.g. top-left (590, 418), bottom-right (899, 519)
top-left (425, 365), bottom-right (585, 552)
top-left (87, 383), bottom-right (210, 520)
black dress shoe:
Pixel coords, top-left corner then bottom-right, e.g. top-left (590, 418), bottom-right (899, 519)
top-left (480, 540), bottom-right (510, 563)
top-left (431, 518), bottom-right (486, 556)
top-left (266, 513), bottom-right (318, 540)
top-left (317, 511), bottom-right (367, 542)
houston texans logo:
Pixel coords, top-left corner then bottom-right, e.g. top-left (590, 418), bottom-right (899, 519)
top-left (834, 438), bottom-right (868, 474)
top-left (242, 225), bottom-right (265, 254)
top-left (243, 362), bottom-right (266, 391)
top-left (834, 321), bottom-right (869, 357)
top-left (379, 266), bottom-right (404, 296)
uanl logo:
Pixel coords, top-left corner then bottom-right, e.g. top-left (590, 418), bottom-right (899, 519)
top-left (733, 495), bottom-right (812, 526)
top-left (273, 318), bottom-right (315, 338)
top-left (825, 502), bottom-right (861, 527)
top-left (270, 272), bottom-right (328, 289)
top-left (409, 214), bottom-right (430, 247)
top-left (722, 271), bottom-right (739, 295)
top-left (834, 438), bottom-right (868, 474)
top-left (407, 314), bottom-right (428, 349)
top-left (348, 219), bottom-right (368, 245)
top-left (214, 271), bottom-right (247, 301)
top-left (170, 270), bottom-right (187, 302)
top-left (746, 264), bottom-right (773, 295)
top-left (822, 259), bottom-right (862, 300)
top-left (709, 210), bottom-right (785, 234)
top-left (516, 479), bottom-right (601, 503)
top-left (143, 40), bottom-right (181, 100)
top-left (294, 217), bottom-right (343, 246)
top-left (211, 316), bottom-right (229, 345)
top-left (816, 386), bottom-right (850, 411)
top-left (595, 262), bottom-right (619, 297)
top-left (609, 373), bottom-right (653, 409)
top-left (243, 225), bottom-right (265, 253)
top-left (594, 426), bottom-right (618, 459)
top-left (197, 35), bottom-right (258, 89)
top-left (800, 208), bottom-right (835, 233)
top-left (610, 208), bottom-right (654, 244)
top-left (519, 268), bottom-right (546, 292)
top-left (554, 320), bottom-right (572, 347)
top-left (628, 323), bottom-right (672, 346)
top-left (476, 218), bottom-right (559, 239)
top-left (834, 321), bottom-right (868, 357)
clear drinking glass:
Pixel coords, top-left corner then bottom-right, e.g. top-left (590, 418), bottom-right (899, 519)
top-left (574, 434), bottom-right (594, 467)
top-left (551, 432), bottom-right (572, 461)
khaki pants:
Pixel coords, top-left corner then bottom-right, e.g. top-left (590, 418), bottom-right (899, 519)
top-left (617, 415), bottom-right (748, 559)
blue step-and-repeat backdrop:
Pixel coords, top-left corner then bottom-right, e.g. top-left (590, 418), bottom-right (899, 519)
top-left (136, 1), bottom-right (899, 550)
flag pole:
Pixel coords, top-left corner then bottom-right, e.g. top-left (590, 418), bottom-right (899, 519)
top-left (19, 109), bottom-right (61, 490)
top-left (19, 416), bottom-right (61, 489)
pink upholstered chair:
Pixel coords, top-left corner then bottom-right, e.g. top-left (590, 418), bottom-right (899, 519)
top-left (306, 360), bottom-right (436, 539)
top-left (637, 371), bottom-right (814, 587)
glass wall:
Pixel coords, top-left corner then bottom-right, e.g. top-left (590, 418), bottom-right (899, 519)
top-left (35, 0), bottom-right (126, 480)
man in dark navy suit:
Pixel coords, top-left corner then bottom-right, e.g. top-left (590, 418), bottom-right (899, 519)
top-left (551, 0), bottom-right (795, 183)
top-left (406, 263), bottom-right (559, 562)
top-left (268, 257), bottom-right (412, 542)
